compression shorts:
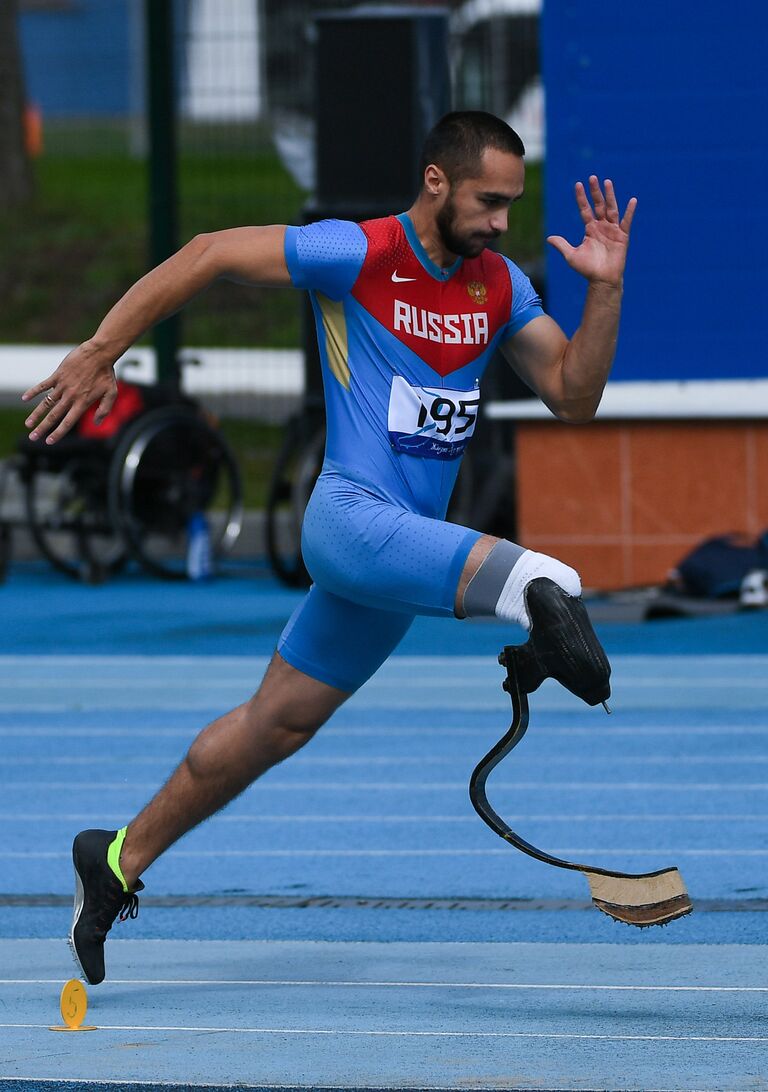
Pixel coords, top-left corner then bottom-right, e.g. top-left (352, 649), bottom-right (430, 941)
top-left (277, 471), bottom-right (481, 691)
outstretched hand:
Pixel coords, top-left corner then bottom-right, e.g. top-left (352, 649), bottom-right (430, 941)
top-left (547, 177), bottom-right (637, 287)
top-left (22, 344), bottom-right (117, 444)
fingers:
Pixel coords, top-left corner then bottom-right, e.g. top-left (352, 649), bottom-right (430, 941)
top-left (620, 195), bottom-right (638, 234)
top-left (574, 181), bottom-right (594, 226)
top-left (22, 346), bottom-right (117, 444)
top-left (22, 367), bottom-right (72, 442)
top-left (576, 176), bottom-right (610, 223)
top-left (25, 377), bottom-right (116, 444)
top-left (546, 234), bottom-right (576, 263)
top-left (603, 179), bottom-right (620, 223)
top-left (25, 389), bottom-right (72, 443)
top-left (43, 404), bottom-right (92, 446)
top-left (589, 176), bottom-right (607, 220)
top-left (94, 386), bottom-right (118, 426)
top-left (575, 177), bottom-right (637, 233)
top-left (21, 374), bottom-right (57, 404)
top-left (23, 385), bottom-right (59, 434)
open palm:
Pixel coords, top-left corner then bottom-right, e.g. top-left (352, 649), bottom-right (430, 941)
top-left (547, 176), bottom-right (637, 287)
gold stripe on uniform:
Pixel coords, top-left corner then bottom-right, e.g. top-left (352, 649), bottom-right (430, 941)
top-left (317, 292), bottom-right (351, 390)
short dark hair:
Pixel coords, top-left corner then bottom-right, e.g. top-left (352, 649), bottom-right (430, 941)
top-left (418, 111), bottom-right (525, 188)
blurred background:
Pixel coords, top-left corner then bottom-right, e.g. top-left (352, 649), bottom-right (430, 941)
top-left (1, 0), bottom-right (766, 600)
top-left (1, 0), bottom-right (542, 414)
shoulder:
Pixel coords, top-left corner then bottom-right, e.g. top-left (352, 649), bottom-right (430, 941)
top-left (284, 219), bottom-right (369, 298)
top-left (496, 253), bottom-right (537, 292)
top-left (357, 215), bottom-right (408, 260)
top-left (287, 218), bottom-right (367, 257)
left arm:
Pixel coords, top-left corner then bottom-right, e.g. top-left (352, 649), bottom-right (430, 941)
top-left (501, 177), bottom-right (637, 423)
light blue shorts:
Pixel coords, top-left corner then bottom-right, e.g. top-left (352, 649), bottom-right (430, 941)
top-left (277, 471), bottom-right (481, 692)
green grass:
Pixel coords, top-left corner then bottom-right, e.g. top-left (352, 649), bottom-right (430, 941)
top-left (0, 121), bottom-right (544, 348)
top-left (0, 407), bottom-right (27, 459)
top-left (500, 161), bottom-right (543, 267)
top-left (216, 417), bottom-right (283, 508)
top-left (0, 132), bottom-right (308, 347)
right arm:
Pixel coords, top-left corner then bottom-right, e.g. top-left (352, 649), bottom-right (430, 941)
top-left (23, 225), bottom-right (290, 443)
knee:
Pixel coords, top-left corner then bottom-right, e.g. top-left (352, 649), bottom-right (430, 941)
top-left (244, 692), bottom-right (327, 746)
top-left (185, 701), bottom-right (324, 783)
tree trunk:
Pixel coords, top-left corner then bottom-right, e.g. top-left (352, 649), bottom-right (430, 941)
top-left (0, 0), bottom-right (33, 206)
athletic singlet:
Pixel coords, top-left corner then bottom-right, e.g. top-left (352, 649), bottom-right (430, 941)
top-left (284, 213), bottom-right (544, 520)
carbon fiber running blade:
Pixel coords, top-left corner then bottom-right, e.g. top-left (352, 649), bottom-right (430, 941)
top-left (468, 634), bottom-right (694, 929)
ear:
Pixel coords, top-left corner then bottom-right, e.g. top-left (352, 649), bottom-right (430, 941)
top-left (423, 163), bottom-right (448, 197)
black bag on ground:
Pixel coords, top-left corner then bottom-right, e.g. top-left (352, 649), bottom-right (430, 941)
top-left (669, 532), bottom-right (768, 599)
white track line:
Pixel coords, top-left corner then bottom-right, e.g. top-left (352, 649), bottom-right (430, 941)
top-left (2, 978), bottom-right (768, 993)
top-left (3, 756), bottom-right (768, 768)
top-left (2, 672), bottom-right (767, 687)
top-left (0, 1022), bottom-right (766, 1042)
top-left (5, 780), bottom-right (768, 792)
top-left (3, 812), bottom-right (768, 823)
top-left (0, 1082), bottom-right (718, 1092)
top-left (1, 725), bottom-right (766, 737)
top-left (4, 669), bottom-right (767, 681)
top-left (1, 697), bottom-right (766, 715)
top-left (3, 847), bottom-right (768, 859)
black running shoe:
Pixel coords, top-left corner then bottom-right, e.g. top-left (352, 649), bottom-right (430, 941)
top-left (70, 828), bottom-right (143, 985)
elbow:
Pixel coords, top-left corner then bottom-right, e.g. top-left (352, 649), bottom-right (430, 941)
top-left (183, 232), bottom-right (223, 280)
top-left (187, 232), bottom-right (215, 259)
top-left (549, 396), bottom-right (601, 424)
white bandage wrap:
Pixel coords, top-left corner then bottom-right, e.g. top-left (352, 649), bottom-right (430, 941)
top-left (495, 550), bottom-right (582, 630)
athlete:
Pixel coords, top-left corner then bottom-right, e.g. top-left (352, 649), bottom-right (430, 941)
top-left (23, 112), bottom-right (635, 985)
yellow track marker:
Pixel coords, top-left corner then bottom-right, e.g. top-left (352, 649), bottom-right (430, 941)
top-left (50, 979), bottom-right (97, 1032)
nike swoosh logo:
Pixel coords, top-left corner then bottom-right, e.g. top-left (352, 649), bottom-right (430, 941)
top-left (391, 271), bottom-right (417, 283)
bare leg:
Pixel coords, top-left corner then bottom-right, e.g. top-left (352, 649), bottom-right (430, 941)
top-left (118, 652), bottom-right (349, 888)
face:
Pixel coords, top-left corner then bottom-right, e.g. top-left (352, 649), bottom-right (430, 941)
top-left (434, 147), bottom-right (525, 259)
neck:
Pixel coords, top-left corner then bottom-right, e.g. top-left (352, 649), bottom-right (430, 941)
top-left (404, 196), bottom-right (457, 268)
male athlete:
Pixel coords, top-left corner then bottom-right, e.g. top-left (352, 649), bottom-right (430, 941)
top-left (23, 112), bottom-right (635, 985)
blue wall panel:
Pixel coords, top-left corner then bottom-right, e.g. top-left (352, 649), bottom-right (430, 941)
top-left (19, 0), bottom-right (132, 117)
top-left (541, 2), bottom-right (768, 381)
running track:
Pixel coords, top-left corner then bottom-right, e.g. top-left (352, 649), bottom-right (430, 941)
top-left (0, 565), bottom-right (766, 1090)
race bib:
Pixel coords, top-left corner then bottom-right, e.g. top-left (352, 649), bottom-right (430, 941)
top-left (387, 375), bottom-right (480, 460)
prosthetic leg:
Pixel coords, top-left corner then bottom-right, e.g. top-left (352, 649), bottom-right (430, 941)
top-left (469, 578), bottom-right (692, 928)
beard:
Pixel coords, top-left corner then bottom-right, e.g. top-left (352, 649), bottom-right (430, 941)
top-left (436, 193), bottom-right (500, 258)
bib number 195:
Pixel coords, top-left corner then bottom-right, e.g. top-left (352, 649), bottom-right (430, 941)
top-left (388, 376), bottom-right (480, 460)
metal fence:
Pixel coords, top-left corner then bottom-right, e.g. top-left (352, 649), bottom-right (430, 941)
top-left (7, 0), bottom-right (542, 423)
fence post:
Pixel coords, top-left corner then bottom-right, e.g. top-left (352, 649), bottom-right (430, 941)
top-left (145, 0), bottom-right (180, 391)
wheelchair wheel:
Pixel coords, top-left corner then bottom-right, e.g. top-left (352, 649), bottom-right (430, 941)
top-left (265, 413), bottom-right (325, 588)
top-left (108, 407), bottom-right (243, 580)
top-left (23, 453), bottom-right (127, 583)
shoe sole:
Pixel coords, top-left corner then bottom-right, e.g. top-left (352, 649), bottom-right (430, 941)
top-left (69, 843), bottom-right (94, 984)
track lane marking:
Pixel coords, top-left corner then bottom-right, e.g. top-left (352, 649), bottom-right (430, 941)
top-left (2, 978), bottom-right (768, 992)
top-left (4, 847), bottom-right (768, 858)
top-left (4, 812), bottom-right (768, 822)
top-left (5, 780), bottom-right (768, 791)
top-left (1, 1022), bottom-right (767, 1041)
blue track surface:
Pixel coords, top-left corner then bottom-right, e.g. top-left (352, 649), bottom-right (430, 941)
top-left (1, 564), bottom-right (767, 1089)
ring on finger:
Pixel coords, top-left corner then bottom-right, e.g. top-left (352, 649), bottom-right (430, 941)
top-left (44, 392), bottom-right (57, 405)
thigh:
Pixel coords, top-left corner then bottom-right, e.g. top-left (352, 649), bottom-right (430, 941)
top-left (277, 583), bottom-right (415, 694)
top-left (301, 474), bottom-right (482, 617)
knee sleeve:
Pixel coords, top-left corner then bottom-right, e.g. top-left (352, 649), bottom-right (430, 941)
top-left (462, 540), bottom-right (582, 630)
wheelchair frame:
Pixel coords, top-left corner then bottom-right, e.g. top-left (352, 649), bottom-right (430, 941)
top-left (0, 401), bottom-right (244, 583)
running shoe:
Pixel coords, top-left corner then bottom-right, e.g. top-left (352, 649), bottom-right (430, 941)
top-left (70, 827), bottom-right (143, 985)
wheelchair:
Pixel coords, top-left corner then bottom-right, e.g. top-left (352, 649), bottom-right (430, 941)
top-left (1, 381), bottom-right (243, 583)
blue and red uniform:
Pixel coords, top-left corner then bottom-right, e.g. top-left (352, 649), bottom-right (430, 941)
top-left (277, 214), bottom-right (544, 691)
